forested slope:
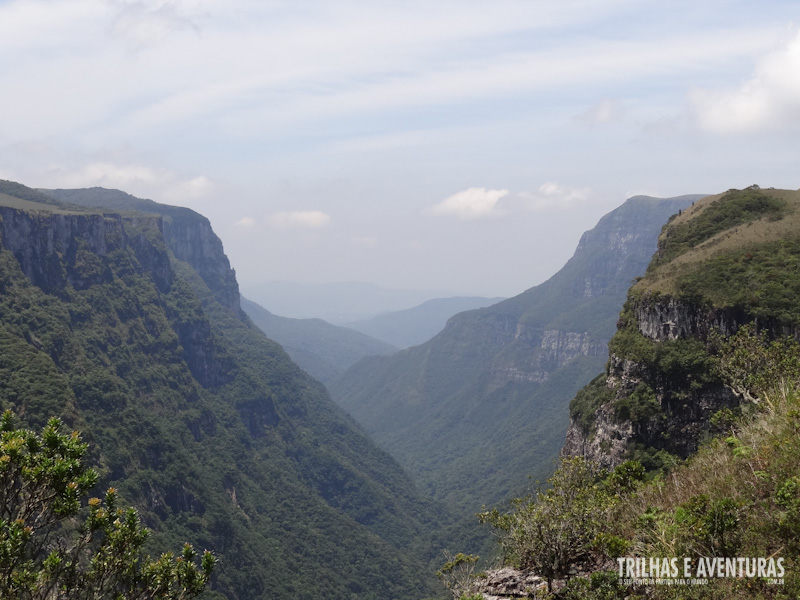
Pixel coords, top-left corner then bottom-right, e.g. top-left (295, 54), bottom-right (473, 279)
top-left (0, 180), bottom-right (451, 600)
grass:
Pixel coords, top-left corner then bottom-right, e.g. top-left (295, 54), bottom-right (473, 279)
top-left (647, 187), bottom-right (789, 271)
top-left (483, 377), bottom-right (800, 599)
top-left (637, 188), bottom-right (800, 299)
top-left (610, 382), bottom-right (800, 598)
top-left (0, 192), bottom-right (92, 215)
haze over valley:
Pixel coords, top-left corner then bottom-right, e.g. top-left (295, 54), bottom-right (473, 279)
top-left (1, 1), bottom-right (800, 599)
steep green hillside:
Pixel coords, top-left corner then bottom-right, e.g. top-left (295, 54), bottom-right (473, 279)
top-left (0, 181), bottom-right (451, 600)
top-left (330, 194), bottom-right (700, 513)
top-left (345, 296), bottom-right (505, 349)
top-left (474, 187), bottom-right (800, 600)
top-left (564, 186), bottom-right (800, 472)
top-left (240, 297), bottom-right (397, 383)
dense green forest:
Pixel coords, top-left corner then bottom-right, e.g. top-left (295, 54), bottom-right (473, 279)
top-left (7, 178), bottom-right (798, 600)
top-left (0, 180), bottom-right (454, 600)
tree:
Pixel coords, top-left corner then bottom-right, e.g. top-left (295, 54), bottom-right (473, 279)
top-left (436, 551), bottom-right (479, 600)
top-left (0, 411), bottom-right (215, 599)
top-left (479, 457), bottom-right (641, 592)
top-left (714, 323), bottom-right (800, 406)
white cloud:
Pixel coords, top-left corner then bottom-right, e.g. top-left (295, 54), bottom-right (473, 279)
top-left (41, 161), bottom-right (217, 205)
top-left (427, 187), bottom-right (508, 220)
top-left (58, 162), bottom-right (166, 188)
top-left (520, 182), bottom-right (591, 210)
top-left (234, 216), bottom-right (256, 229)
top-left (574, 98), bottom-right (625, 126)
top-left (266, 210), bottom-right (331, 229)
top-left (110, 1), bottom-right (199, 51)
top-left (0, 141), bottom-right (219, 206)
top-left (0, 0), bottom-right (776, 144)
top-left (161, 175), bottom-right (214, 201)
top-left (352, 236), bottom-right (378, 246)
top-left (691, 28), bottom-right (800, 134)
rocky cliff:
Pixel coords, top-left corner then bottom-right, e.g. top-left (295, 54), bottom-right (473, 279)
top-left (41, 186), bottom-right (242, 315)
top-left (0, 206), bottom-right (172, 295)
top-left (561, 294), bottom-right (741, 469)
top-left (563, 186), bottom-right (800, 470)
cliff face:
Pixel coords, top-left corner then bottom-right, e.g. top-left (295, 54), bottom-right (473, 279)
top-left (632, 297), bottom-right (745, 341)
top-left (0, 207), bottom-right (171, 295)
top-left (330, 194), bottom-right (700, 512)
top-left (0, 204), bottom-right (235, 390)
top-left (162, 216), bottom-right (241, 315)
top-left (562, 295), bottom-right (740, 469)
top-left (488, 325), bottom-right (607, 385)
top-left (40, 186), bottom-right (242, 316)
top-left (563, 186), bottom-right (800, 471)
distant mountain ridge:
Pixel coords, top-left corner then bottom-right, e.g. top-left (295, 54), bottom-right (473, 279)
top-left (345, 296), bottom-right (505, 348)
top-left (241, 296), bottom-right (397, 382)
top-left (329, 194), bottom-right (702, 513)
top-left (241, 280), bottom-right (456, 323)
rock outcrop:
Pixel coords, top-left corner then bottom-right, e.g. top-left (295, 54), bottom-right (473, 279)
top-left (471, 568), bottom-right (546, 599)
top-left (562, 293), bottom-right (742, 470)
top-left (563, 186), bottom-right (800, 470)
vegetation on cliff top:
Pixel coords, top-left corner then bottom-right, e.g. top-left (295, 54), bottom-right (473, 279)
top-left (637, 187), bottom-right (800, 310)
top-left (647, 186), bottom-right (789, 272)
top-left (496, 187), bottom-right (800, 597)
top-left (569, 187), bottom-right (800, 466)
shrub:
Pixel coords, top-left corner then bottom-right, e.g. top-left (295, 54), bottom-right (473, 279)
top-left (0, 410), bottom-right (214, 599)
top-left (570, 375), bottom-right (614, 433)
top-left (478, 458), bottom-right (638, 592)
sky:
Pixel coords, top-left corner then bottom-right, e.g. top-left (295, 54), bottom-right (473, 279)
top-left (1, 0), bottom-right (799, 299)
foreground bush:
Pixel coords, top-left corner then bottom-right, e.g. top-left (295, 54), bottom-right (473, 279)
top-left (0, 411), bottom-right (215, 599)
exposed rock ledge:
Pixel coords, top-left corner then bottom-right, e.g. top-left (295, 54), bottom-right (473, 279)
top-left (472, 568), bottom-right (546, 599)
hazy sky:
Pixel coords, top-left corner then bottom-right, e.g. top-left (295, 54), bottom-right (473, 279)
top-left (1, 0), bottom-right (799, 297)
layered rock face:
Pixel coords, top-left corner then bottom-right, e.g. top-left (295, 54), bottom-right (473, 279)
top-left (162, 216), bottom-right (241, 314)
top-left (633, 297), bottom-right (744, 341)
top-left (0, 207), bottom-right (172, 294)
top-left (492, 327), bottom-right (607, 384)
top-left (40, 186), bottom-right (242, 315)
top-left (562, 295), bottom-right (740, 469)
top-left (0, 204), bottom-right (237, 390)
